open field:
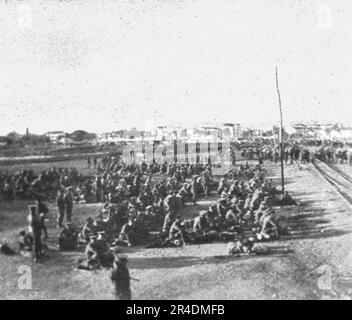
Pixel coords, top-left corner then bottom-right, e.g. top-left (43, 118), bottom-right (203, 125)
top-left (2, 159), bottom-right (352, 299)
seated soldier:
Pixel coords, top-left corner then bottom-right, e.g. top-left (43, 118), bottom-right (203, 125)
top-left (257, 209), bottom-right (279, 241)
top-left (217, 178), bottom-right (227, 195)
top-left (227, 237), bottom-right (255, 256)
top-left (220, 189), bottom-right (229, 200)
top-left (217, 197), bottom-right (228, 218)
top-left (93, 212), bottom-right (107, 233)
top-left (78, 217), bottom-right (94, 244)
top-left (0, 241), bottom-right (16, 255)
top-left (206, 205), bottom-right (218, 229)
top-left (18, 230), bottom-right (34, 252)
top-left (163, 192), bottom-right (177, 213)
top-left (95, 231), bottom-right (114, 267)
top-left (162, 211), bottom-right (175, 233)
top-left (193, 210), bottom-right (208, 235)
top-left (244, 193), bottom-right (253, 210)
top-left (145, 205), bottom-right (156, 227)
top-left (169, 216), bottom-right (185, 246)
top-left (80, 235), bottom-right (101, 270)
top-left (242, 209), bottom-right (254, 223)
top-left (254, 200), bottom-right (269, 225)
top-left (58, 223), bottom-right (78, 251)
top-left (119, 219), bottom-right (134, 246)
top-left (225, 208), bottom-right (239, 228)
top-left (177, 183), bottom-right (190, 206)
top-left (134, 211), bottom-right (149, 235)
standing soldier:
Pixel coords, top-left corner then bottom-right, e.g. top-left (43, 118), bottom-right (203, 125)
top-left (111, 255), bottom-right (132, 300)
top-left (35, 196), bottom-right (49, 239)
top-left (87, 156), bottom-right (91, 169)
top-left (230, 147), bottom-right (236, 166)
top-left (64, 187), bottom-right (74, 223)
top-left (191, 176), bottom-right (199, 205)
top-left (28, 205), bottom-right (43, 262)
top-left (56, 188), bottom-right (66, 228)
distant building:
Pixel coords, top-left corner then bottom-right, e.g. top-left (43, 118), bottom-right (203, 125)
top-left (186, 127), bottom-right (220, 142)
top-left (222, 123), bottom-right (242, 140)
top-left (156, 126), bottom-right (168, 141)
top-left (44, 131), bottom-right (66, 143)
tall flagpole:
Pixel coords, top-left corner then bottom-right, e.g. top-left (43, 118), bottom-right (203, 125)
top-left (275, 66), bottom-right (285, 194)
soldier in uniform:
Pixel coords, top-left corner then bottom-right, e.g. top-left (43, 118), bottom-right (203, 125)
top-left (257, 209), bottom-right (279, 240)
top-left (83, 235), bottom-right (101, 269)
top-left (111, 255), bottom-right (132, 300)
top-left (193, 210), bottom-right (208, 235)
top-left (162, 211), bottom-right (175, 233)
top-left (64, 187), bottom-right (74, 223)
top-left (28, 205), bottom-right (43, 262)
top-left (163, 192), bottom-right (177, 213)
top-left (58, 223), bottom-right (78, 251)
top-left (119, 219), bottom-right (134, 246)
top-left (78, 217), bottom-right (94, 243)
top-left (169, 216), bottom-right (185, 245)
top-left (56, 188), bottom-right (66, 228)
top-left (35, 196), bottom-right (49, 239)
top-left (191, 176), bottom-right (199, 205)
top-left (18, 230), bottom-right (34, 253)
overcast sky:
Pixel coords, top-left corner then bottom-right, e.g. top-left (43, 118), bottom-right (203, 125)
top-left (0, 0), bottom-right (351, 134)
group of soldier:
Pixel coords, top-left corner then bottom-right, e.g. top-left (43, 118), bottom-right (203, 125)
top-left (8, 138), bottom-right (352, 299)
top-left (0, 166), bottom-right (86, 201)
top-left (4, 145), bottom-right (286, 299)
top-left (54, 153), bottom-right (282, 267)
top-left (239, 142), bottom-right (312, 166)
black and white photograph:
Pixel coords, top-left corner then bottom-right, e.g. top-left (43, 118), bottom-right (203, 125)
top-left (1, 0), bottom-right (352, 303)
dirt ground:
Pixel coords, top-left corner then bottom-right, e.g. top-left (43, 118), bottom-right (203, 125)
top-left (1, 161), bottom-right (352, 300)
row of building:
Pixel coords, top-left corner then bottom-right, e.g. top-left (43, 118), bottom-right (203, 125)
top-left (43, 122), bottom-right (352, 145)
top-left (288, 122), bottom-right (352, 142)
top-left (45, 123), bottom-right (242, 144)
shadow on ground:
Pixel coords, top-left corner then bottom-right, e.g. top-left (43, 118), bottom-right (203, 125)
top-left (278, 193), bottom-right (352, 241)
